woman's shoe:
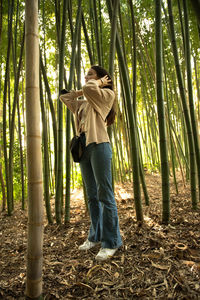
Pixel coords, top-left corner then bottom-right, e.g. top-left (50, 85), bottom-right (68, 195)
top-left (95, 248), bottom-right (118, 261)
top-left (79, 239), bottom-right (99, 250)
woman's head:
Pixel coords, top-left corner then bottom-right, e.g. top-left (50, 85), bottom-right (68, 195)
top-left (85, 65), bottom-right (116, 126)
top-left (85, 65), bottom-right (114, 90)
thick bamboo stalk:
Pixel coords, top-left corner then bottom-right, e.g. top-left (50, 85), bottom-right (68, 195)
top-left (81, 13), bottom-right (94, 65)
top-left (68, 0), bottom-right (74, 38)
top-left (40, 74), bottom-right (53, 224)
top-left (92, 0), bottom-right (102, 65)
top-left (65, 0), bottom-right (82, 223)
top-left (193, 56), bottom-right (200, 121)
top-left (40, 54), bottom-right (57, 192)
top-left (89, 0), bottom-right (96, 63)
top-left (120, 86), bottom-right (132, 181)
top-left (107, 0), bottom-right (119, 189)
top-left (0, 0), bottom-right (2, 45)
top-left (98, 0), bottom-right (104, 66)
top-left (163, 54), bottom-right (179, 194)
top-left (190, 0), bottom-right (200, 26)
top-left (183, 0), bottom-right (200, 201)
top-left (0, 156), bottom-right (6, 211)
top-left (128, 0), bottom-right (137, 115)
top-left (118, 3), bottom-right (127, 68)
top-left (128, 8), bottom-right (150, 207)
top-left (109, 0), bottom-right (119, 76)
top-left (17, 95), bottom-right (25, 209)
top-left (155, 0), bottom-right (170, 223)
top-left (55, 0), bottom-right (68, 224)
top-left (54, 0), bottom-right (61, 46)
top-left (113, 123), bottom-right (123, 182)
top-left (25, 0), bottom-right (43, 298)
top-left (3, 0), bottom-right (14, 216)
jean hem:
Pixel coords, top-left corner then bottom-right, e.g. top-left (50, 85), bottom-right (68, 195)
top-left (101, 242), bottom-right (123, 249)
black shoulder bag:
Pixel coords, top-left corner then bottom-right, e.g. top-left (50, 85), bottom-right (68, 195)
top-left (70, 132), bottom-right (86, 162)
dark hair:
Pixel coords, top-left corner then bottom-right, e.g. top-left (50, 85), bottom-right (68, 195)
top-left (91, 65), bottom-right (116, 126)
top-left (91, 65), bottom-right (114, 90)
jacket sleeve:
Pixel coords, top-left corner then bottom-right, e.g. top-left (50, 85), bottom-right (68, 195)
top-left (82, 79), bottom-right (115, 120)
top-left (59, 91), bottom-right (85, 113)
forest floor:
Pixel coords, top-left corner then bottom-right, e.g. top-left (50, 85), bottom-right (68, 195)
top-left (0, 172), bottom-right (200, 300)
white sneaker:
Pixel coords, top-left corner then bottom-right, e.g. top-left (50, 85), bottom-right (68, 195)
top-left (79, 239), bottom-right (99, 251)
top-left (95, 248), bottom-right (118, 261)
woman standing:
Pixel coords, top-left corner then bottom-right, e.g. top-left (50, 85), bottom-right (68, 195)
top-left (60, 65), bottom-right (122, 261)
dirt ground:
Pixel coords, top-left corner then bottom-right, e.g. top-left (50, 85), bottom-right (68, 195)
top-left (0, 173), bottom-right (200, 299)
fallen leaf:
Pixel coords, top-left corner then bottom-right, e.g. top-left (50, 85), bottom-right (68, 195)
top-left (151, 261), bottom-right (170, 270)
top-left (114, 272), bottom-right (120, 278)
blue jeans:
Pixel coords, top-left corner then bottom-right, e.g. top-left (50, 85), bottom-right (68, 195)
top-left (80, 142), bottom-right (122, 249)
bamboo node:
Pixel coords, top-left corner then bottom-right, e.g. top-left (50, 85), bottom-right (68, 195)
top-left (28, 180), bottom-right (43, 185)
top-left (28, 222), bottom-right (44, 226)
top-left (26, 277), bottom-right (42, 284)
top-left (25, 32), bottom-right (39, 39)
top-left (27, 254), bottom-right (43, 261)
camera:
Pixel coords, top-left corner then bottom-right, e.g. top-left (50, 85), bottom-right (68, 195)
top-left (60, 89), bottom-right (69, 95)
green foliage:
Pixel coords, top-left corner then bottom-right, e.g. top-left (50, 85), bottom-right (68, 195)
top-left (12, 140), bottom-right (27, 202)
top-left (73, 169), bottom-right (83, 189)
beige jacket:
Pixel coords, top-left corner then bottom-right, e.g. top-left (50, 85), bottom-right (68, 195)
top-left (60, 79), bottom-right (115, 146)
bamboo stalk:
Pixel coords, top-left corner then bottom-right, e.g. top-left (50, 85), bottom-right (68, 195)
top-left (65, 0), bottom-right (82, 223)
top-left (9, 24), bottom-right (25, 210)
top-left (25, 0), bottom-right (43, 297)
top-left (3, 0), bottom-right (14, 216)
top-left (55, 0), bottom-right (68, 224)
top-left (183, 0), bottom-right (200, 201)
top-left (40, 54), bottom-right (57, 193)
top-left (155, 0), bottom-right (170, 223)
top-left (40, 74), bottom-right (53, 224)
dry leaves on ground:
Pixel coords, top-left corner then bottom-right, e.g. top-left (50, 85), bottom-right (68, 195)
top-left (0, 173), bottom-right (200, 299)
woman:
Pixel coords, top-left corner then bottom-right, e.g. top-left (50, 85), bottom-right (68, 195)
top-left (60, 65), bottom-right (122, 261)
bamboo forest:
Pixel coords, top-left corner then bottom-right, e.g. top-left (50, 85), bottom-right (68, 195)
top-left (0, 0), bottom-right (200, 299)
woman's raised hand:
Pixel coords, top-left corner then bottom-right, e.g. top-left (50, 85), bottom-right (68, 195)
top-left (98, 75), bottom-right (111, 87)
